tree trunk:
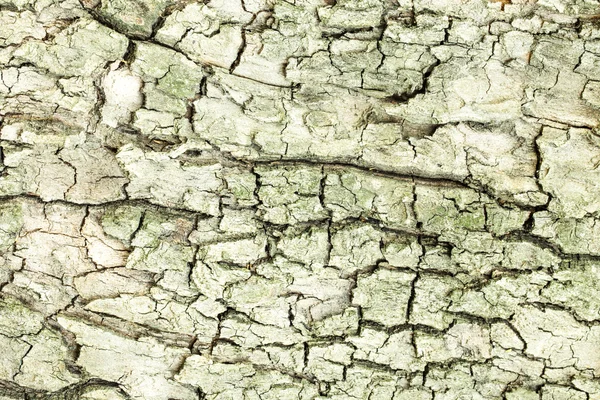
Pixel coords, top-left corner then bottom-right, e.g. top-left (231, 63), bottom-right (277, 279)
top-left (1, 0), bottom-right (600, 399)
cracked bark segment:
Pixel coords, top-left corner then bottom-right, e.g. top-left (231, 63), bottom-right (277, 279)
top-left (0, 68), bottom-right (98, 125)
top-left (541, 385), bottom-right (588, 400)
top-left (523, 73), bottom-right (600, 129)
top-left (415, 322), bottom-right (492, 363)
top-left (189, 209), bottom-right (260, 246)
top-left (540, 260), bottom-right (600, 322)
top-left (502, 241), bottom-right (561, 270)
top-left (176, 354), bottom-right (319, 399)
top-left (60, 142), bottom-right (129, 204)
top-left (116, 145), bottom-right (224, 214)
top-left (353, 268), bottom-right (415, 326)
top-left (6, 270), bottom-right (79, 316)
top-left (310, 306), bottom-right (359, 337)
top-left (360, 122), bottom-right (470, 181)
top-left (219, 313), bottom-right (305, 348)
top-left (14, 202), bottom-right (93, 279)
top-left (0, 379), bottom-right (132, 400)
top-left (129, 40), bottom-right (205, 126)
top-left (12, 328), bottom-right (79, 391)
top-left (512, 306), bottom-right (600, 374)
top-left (363, 41), bottom-right (438, 95)
top-left (56, 316), bottom-right (196, 400)
top-left (179, 25), bottom-right (244, 70)
top-left (153, 3), bottom-right (211, 47)
top-left (329, 224), bottom-right (383, 277)
top-left (583, 80), bottom-right (600, 108)
top-left (92, 0), bottom-right (170, 39)
top-left (384, 15), bottom-right (448, 46)
top-left (538, 126), bottom-right (600, 218)
top-left (324, 170), bottom-right (415, 228)
top-left (80, 214), bottom-right (130, 271)
top-left (255, 165), bottom-right (327, 225)
top-left (317, 0), bottom-right (384, 31)
top-left (199, 233), bottom-right (267, 265)
top-left (224, 274), bottom-right (291, 327)
top-left (12, 19), bottom-right (128, 77)
top-left (415, 185), bottom-right (488, 238)
top-left (83, 294), bottom-right (219, 343)
top-left (288, 272), bottom-right (353, 328)
top-left (305, 343), bottom-right (353, 382)
top-left (156, 0), bottom-right (255, 70)
top-left (286, 40), bottom-right (431, 94)
top-left (448, 272), bottom-right (548, 320)
top-left (80, 386), bottom-right (129, 400)
top-left (0, 141), bottom-right (75, 201)
top-left (191, 72), bottom-right (289, 158)
top-left (424, 363), bottom-right (491, 399)
top-left (191, 260), bottom-right (251, 300)
top-left (74, 268), bottom-right (152, 300)
top-left (276, 224), bottom-right (330, 268)
top-left (399, 58), bottom-right (526, 124)
top-left (491, 322), bottom-right (524, 351)
top-left (348, 327), bottom-right (425, 371)
top-left (491, 349), bottom-right (544, 381)
top-left (0, 10), bottom-right (45, 46)
top-left (277, 86), bottom-right (375, 160)
top-left (382, 233), bottom-right (423, 269)
top-left (100, 204), bottom-right (144, 244)
top-left (572, 377), bottom-right (600, 400)
top-left (131, 208), bottom-right (194, 246)
top-left (0, 335), bottom-right (30, 385)
top-left (192, 66), bottom-right (545, 206)
top-left (484, 203), bottom-right (530, 236)
top-left (0, 296), bottom-right (43, 337)
top-left (410, 274), bottom-right (462, 330)
top-left (532, 212), bottom-right (600, 255)
top-left (325, 364), bottom-right (413, 399)
top-left (459, 120), bottom-right (548, 206)
top-left (127, 241), bottom-right (194, 273)
top-left (210, 340), bottom-right (307, 379)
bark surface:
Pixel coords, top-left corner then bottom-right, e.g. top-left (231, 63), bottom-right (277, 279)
top-left (1, 0), bottom-right (600, 399)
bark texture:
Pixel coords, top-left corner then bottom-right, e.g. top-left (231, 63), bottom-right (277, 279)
top-left (1, 0), bottom-right (600, 399)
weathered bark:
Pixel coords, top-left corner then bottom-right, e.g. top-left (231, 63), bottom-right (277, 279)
top-left (1, 0), bottom-right (600, 398)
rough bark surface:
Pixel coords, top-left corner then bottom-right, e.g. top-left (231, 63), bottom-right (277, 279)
top-left (1, 0), bottom-right (600, 399)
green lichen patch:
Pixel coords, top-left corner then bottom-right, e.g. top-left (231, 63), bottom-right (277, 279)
top-left (0, 201), bottom-right (23, 252)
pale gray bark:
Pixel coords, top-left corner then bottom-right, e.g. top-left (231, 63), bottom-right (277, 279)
top-left (1, 0), bottom-right (600, 399)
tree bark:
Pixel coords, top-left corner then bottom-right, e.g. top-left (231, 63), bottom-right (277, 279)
top-left (1, 0), bottom-right (600, 399)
